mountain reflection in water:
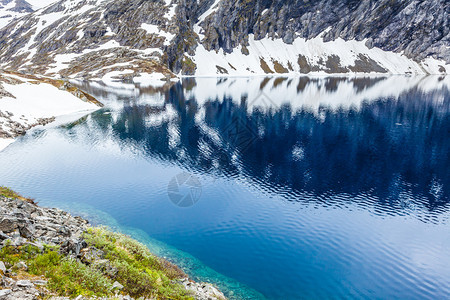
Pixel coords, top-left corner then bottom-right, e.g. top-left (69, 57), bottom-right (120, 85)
top-left (73, 76), bottom-right (449, 221)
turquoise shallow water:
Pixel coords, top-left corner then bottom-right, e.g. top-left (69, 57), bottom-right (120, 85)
top-left (0, 76), bottom-right (449, 299)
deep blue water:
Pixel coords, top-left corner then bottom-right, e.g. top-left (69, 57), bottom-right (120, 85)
top-left (0, 76), bottom-right (449, 299)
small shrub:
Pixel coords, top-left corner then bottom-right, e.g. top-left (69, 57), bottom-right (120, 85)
top-left (83, 227), bottom-right (192, 299)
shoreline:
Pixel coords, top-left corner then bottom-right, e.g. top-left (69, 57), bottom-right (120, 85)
top-left (0, 188), bottom-right (226, 299)
top-left (0, 71), bottom-right (103, 152)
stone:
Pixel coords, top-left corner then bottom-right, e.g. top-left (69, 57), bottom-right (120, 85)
top-left (60, 239), bottom-right (88, 257)
top-left (16, 280), bottom-right (34, 288)
top-left (32, 280), bottom-right (48, 286)
top-left (0, 231), bottom-right (10, 240)
top-left (94, 259), bottom-right (118, 278)
top-left (19, 224), bottom-right (35, 239)
top-left (0, 261), bottom-right (6, 273)
top-left (112, 281), bottom-right (124, 290)
top-left (14, 261), bottom-right (28, 271)
top-left (0, 289), bottom-right (11, 297)
top-left (0, 217), bottom-right (18, 233)
top-left (57, 226), bottom-right (70, 237)
top-left (80, 247), bottom-right (104, 264)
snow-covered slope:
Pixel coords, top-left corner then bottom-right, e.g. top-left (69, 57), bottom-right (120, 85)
top-left (0, 0), bottom-right (33, 28)
top-left (191, 34), bottom-right (448, 76)
top-left (0, 71), bottom-right (101, 151)
top-left (0, 0), bottom-right (57, 28)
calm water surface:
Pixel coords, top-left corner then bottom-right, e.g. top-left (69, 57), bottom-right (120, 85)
top-left (0, 76), bottom-right (449, 299)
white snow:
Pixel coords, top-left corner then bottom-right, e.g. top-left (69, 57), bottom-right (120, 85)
top-left (0, 0), bottom-right (59, 28)
top-left (140, 23), bottom-right (175, 46)
top-left (190, 34), bottom-right (449, 76)
top-left (2, 83), bottom-right (96, 119)
top-left (0, 1), bottom-right (22, 28)
top-left (133, 73), bottom-right (167, 88)
top-left (104, 26), bottom-right (114, 37)
top-left (0, 75), bottom-right (100, 151)
top-left (165, 0), bottom-right (177, 20)
top-left (0, 138), bottom-right (14, 151)
top-left (26, 0), bottom-right (58, 10)
top-left (140, 23), bottom-right (159, 34)
top-left (45, 40), bottom-right (123, 74)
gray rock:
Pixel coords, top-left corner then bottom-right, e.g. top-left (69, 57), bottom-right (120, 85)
top-left (0, 289), bottom-right (11, 297)
top-left (0, 217), bottom-right (18, 233)
top-left (57, 225), bottom-right (70, 237)
top-left (59, 239), bottom-right (88, 257)
top-left (16, 280), bottom-right (34, 288)
top-left (0, 231), bottom-right (10, 240)
top-left (32, 280), bottom-right (47, 286)
top-left (112, 281), bottom-right (124, 290)
top-left (18, 224), bottom-right (35, 239)
top-left (0, 261), bottom-right (6, 273)
top-left (14, 261), bottom-right (28, 271)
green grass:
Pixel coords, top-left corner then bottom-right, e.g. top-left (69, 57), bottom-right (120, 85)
top-left (83, 227), bottom-right (192, 299)
top-left (0, 186), bottom-right (21, 198)
top-left (0, 186), bottom-right (34, 203)
top-left (0, 228), bottom-right (194, 299)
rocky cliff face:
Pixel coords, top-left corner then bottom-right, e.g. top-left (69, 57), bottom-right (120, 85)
top-left (0, 0), bottom-right (448, 77)
top-left (196, 0), bottom-right (449, 62)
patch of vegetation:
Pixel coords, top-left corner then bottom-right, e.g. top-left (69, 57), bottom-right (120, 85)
top-left (0, 186), bottom-right (20, 198)
top-left (83, 227), bottom-right (191, 299)
top-left (0, 186), bottom-right (34, 203)
top-left (0, 227), bottom-right (194, 299)
top-left (182, 56), bottom-right (197, 75)
top-left (0, 243), bottom-right (112, 297)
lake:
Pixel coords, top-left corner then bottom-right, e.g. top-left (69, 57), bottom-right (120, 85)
top-left (0, 76), bottom-right (449, 299)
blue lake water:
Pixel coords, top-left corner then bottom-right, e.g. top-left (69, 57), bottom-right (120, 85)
top-left (0, 76), bottom-right (449, 299)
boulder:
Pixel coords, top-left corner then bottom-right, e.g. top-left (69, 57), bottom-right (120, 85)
top-left (59, 239), bottom-right (88, 257)
top-left (19, 224), bottom-right (35, 239)
top-left (0, 217), bottom-right (18, 233)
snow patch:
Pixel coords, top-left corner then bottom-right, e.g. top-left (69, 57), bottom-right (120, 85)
top-left (0, 76), bottom-right (100, 150)
top-left (190, 34), bottom-right (449, 76)
top-left (133, 73), bottom-right (167, 88)
top-left (0, 138), bottom-right (14, 152)
top-left (140, 23), bottom-right (175, 46)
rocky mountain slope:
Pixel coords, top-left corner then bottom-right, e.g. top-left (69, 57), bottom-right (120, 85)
top-left (0, 0), bottom-right (33, 28)
top-left (0, 0), bottom-right (448, 78)
top-left (0, 0), bottom-right (55, 28)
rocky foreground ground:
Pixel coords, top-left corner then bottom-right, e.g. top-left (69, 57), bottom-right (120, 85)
top-left (0, 189), bottom-right (226, 300)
